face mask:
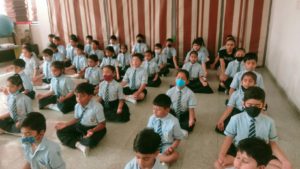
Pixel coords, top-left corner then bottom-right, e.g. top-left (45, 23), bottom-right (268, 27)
top-left (137, 39), bottom-right (142, 43)
top-left (245, 106), bottom-right (261, 118)
top-left (167, 44), bottom-right (172, 48)
top-left (236, 57), bottom-right (244, 62)
top-left (103, 75), bottom-right (114, 81)
top-left (21, 136), bottom-right (35, 144)
top-left (176, 78), bottom-right (186, 88)
top-left (155, 50), bottom-right (161, 54)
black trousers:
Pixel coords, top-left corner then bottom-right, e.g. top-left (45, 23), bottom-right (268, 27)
top-left (119, 66), bottom-right (130, 77)
top-left (123, 87), bottom-right (148, 96)
top-left (170, 110), bottom-right (195, 132)
top-left (187, 79), bottom-right (214, 94)
top-left (0, 117), bottom-right (19, 133)
top-left (102, 100), bottom-right (130, 122)
top-left (147, 76), bottom-right (161, 87)
top-left (167, 58), bottom-right (175, 68)
top-left (57, 123), bottom-right (106, 148)
top-left (159, 66), bottom-right (169, 76)
top-left (25, 90), bottom-right (36, 99)
top-left (215, 108), bottom-right (242, 135)
top-left (42, 78), bottom-right (52, 84)
top-left (38, 95), bottom-right (77, 114)
top-left (224, 77), bottom-right (233, 89)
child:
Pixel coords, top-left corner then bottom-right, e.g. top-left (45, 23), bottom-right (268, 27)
top-left (154, 43), bottom-right (169, 76)
top-left (216, 71), bottom-right (257, 134)
top-left (182, 51), bottom-right (213, 94)
top-left (55, 82), bottom-right (107, 156)
top-left (100, 46), bottom-right (120, 80)
top-left (211, 35), bottom-right (235, 69)
top-left (98, 65), bottom-right (130, 122)
top-left (84, 54), bottom-right (103, 89)
top-left (117, 44), bottom-right (131, 77)
top-left (53, 36), bottom-right (67, 56)
top-left (142, 50), bottom-right (161, 87)
top-left (65, 34), bottom-right (78, 66)
top-left (233, 137), bottom-right (272, 169)
top-left (37, 61), bottom-right (76, 114)
top-left (65, 44), bottom-right (88, 77)
top-left (89, 40), bottom-right (104, 63)
top-left (84, 35), bottom-right (93, 54)
top-left (12, 59), bottom-right (36, 99)
top-left (124, 128), bottom-right (167, 169)
top-left (147, 94), bottom-right (185, 165)
top-left (219, 48), bottom-right (246, 92)
top-left (162, 38), bottom-right (179, 69)
top-left (0, 75), bottom-right (32, 133)
top-left (132, 34), bottom-right (148, 54)
top-left (166, 69), bottom-right (197, 132)
top-left (49, 43), bottom-right (65, 61)
top-left (48, 34), bottom-right (55, 45)
top-left (184, 38), bottom-right (209, 77)
top-left (20, 45), bottom-right (39, 80)
top-left (214, 87), bottom-right (292, 169)
top-left (21, 112), bottom-right (66, 169)
top-left (32, 49), bottom-right (53, 88)
top-left (108, 35), bottom-right (120, 54)
top-left (121, 53), bottom-right (148, 104)
top-left (229, 53), bottom-right (264, 95)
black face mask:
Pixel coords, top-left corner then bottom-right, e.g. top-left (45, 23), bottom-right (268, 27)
top-left (137, 39), bottom-right (142, 43)
top-left (167, 44), bottom-right (172, 48)
top-left (245, 106), bottom-right (261, 118)
top-left (236, 57), bottom-right (244, 62)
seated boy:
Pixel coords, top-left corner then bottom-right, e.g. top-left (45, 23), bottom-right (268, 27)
top-left (125, 128), bottom-right (167, 169)
top-left (84, 54), bottom-right (103, 92)
top-left (65, 44), bottom-right (87, 77)
top-left (21, 112), bottom-right (65, 169)
top-left (89, 40), bottom-right (104, 63)
top-left (49, 43), bottom-right (65, 61)
top-left (214, 87), bottom-right (292, 169)
top-left (162, 38), bottom-right (179, 69)
top-left (32, 48), bottom-right (53, 87)
top-left (147, 94), bottom-right (185, 165)
top-left (142, 50), bottom-right (161, 87)
top-left (117, 44), bottom-right (131, 77)
top-left (166, 69), bottom-right (197, 132)
top-left (56, 82), bottom-right (107, 156)
top-left (154, 43), bottom-right (169, 76)
top-left (121, 53), bottom-right (148, 104)
top-left (84, 35), bottom-right (93, 54)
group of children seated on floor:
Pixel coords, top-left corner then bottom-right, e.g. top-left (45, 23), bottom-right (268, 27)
top-left (0, 33), bottom-right (292, 169)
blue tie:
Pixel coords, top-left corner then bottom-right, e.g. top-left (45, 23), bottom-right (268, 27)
top-left (156, 119), bottom-right (163, 153)
top-left (248, 118), bottom-right (256, 138)
top-left (56, 78), bottom-right (61, 97)
top-left (104, 83), bottom-right (110, 107)
top-left (10, 94), bottom-right (18, 121)
top-left (147, 62), bottom-right (150, 75)
top-left (176, 90), bottom-right (182, 116)
top-left (130, 69), bottom-right (136, 89)
top-left (78, 107), bottom-right (88, 123)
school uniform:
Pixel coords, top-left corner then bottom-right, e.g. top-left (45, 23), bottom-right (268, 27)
top-left (132, 43), bottom-right (148, 54)
top-left (84, 44), bottom-right (92, 54)
top-left (155, 53), bottom-right (169, 76)
top-left (72, 55), bottom-right (88, 72)
top-left (89, 49), bottom-right (105, 63)
top-left (218, 48), bottom-right (237, 68)
top-left (57, 44), bottom-right (66, 56)
top-left (185, 49), bottom-right (208, 64)
top-left (166, 86), bottom-right (197, 131)
top-left (230, 70), bottom-right (265, 90)
top-left (42, 60), bottom-right (52, 84)
top-left (0, 92), bottom-right (32, 133)
top-left (125, 158), bottom-right (166, 169)
top-left (65, 44), bottom-right (76, 67)
top-left (147, 114), bottom-right (185, 153)
top-left (224, 112), bottom-right (278, 156)
top-left (21, 54), bottom-right (39, 79)
top-left (38, 75), bottom-right (76, 114)
top-left (84, 66), bottom-right (103, 86)
top-left (182, 62), bottom-right (213, 94)
top-left (122, 67), bottom-right (148, 96)
top-left (108, 43), bottom-right (120, 54)
top-left (99, 57), bottom-right (119, 68)
top-left (224, 60), bottom-right (245, 89)
top-left (117, 52), bottom-right (131, 77)
top-left (98, 80), bottom-right (130, 122)
top-left (56, 98), bottom-right (107, 148)
top-left (163, 47), bottom-right (177, 68)
top-left (53, 52), bottom-right (65, 61)
top-left (22, 137), bottom-right (66, 169)
top-left (18, 71), bottom-right (36, 99)
top-left (141, 59), bottom-right (161, 87)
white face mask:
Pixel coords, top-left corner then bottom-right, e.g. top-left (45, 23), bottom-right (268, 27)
top-left (154, 50), bottom-right (161, 54)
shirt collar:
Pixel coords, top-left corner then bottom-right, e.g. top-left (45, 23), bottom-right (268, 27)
top-left (175, 86), bottom-right (187, 92)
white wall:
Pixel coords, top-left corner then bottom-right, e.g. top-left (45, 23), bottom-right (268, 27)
top-left (266, 0), bottom-right (300, 110)
top-left (31, 0), bottom-right (51, 54)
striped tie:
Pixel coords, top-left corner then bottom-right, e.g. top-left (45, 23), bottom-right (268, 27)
top-left (156, 119), bottom-right (163, 153)
top-left (122, 54), bottom-right (126, 69)
top-left (78, 107), bottom-right (88, 123)
top-left (11, 95), bottom-right (18, 121)
top-left (176, 90), bottom-right (182, 116)
top-left (189, 64), bottom-right (193, 79)
top-left (104, 83), bottom-right (110, 107)
top-left (248, 118), bottom-right (256, 138)
top-left (237, 62), bottom-right (241, 72)
top-left (56, 78), bottom-right (61, 97)
top-left (45, 62), bottom-right (49, 78)
top-left (147, 62), bottom-right (150, 75)
top-left (130, 69), bottom-right (136, 89)
top-left (108, 58), bottom-right (111, 65)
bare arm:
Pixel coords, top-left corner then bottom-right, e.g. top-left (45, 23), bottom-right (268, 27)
top-left (270, 141), bottom-right (292, 169)
top-left (22, 162), bottom-right (31, 169)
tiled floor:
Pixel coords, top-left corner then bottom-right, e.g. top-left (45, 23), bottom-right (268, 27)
top-left (0, 64), bottom-right (299, 169)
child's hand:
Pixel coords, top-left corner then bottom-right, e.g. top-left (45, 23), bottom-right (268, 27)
top-left (164, 147), bottom-right (174, 155)
top-left (55, 122), bottom-right (67, 130)
top-left (23, 90), bottom-right (29, 94)
top-left (188, 119), bottom-right (195, 127)
top-left (217, 120), bottom-right (224, 131)
top-left (132, 92), bottom-right (139, 99)
top-left (210, 63), bottom-right (216, 69)
top-left (36, 93), bottom-right (44, 99)
top-left (15, 121), bottom-right (21, 128)
top-left (217, 154), bottom-right (226, 167)
top-left (117, 108), bottom-right (122, 114)
top-left (84, 129), bottom-right (94, 138)
top-left (57, 96), bottom-right (65, 103)
top-left (175, 65), bottom-right (179, 69)
top-left (282, 161), bottom-right (292, 169)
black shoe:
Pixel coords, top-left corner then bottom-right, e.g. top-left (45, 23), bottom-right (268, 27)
top-left (218, 84), bottom-right (226, 92)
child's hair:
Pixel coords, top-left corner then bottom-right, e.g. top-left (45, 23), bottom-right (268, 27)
top-left (225, 34), bottom-right (235, 41)
top-left (92, 40), bottom-right (100, 47)
top-left (244, 52), bottom-right (258, 63)
top-left (243, 86), bottom-right (265, 103)
top-left (42, 48), bottom-right (54, 56)
top-left (225, 37), bottom-right (236, 44)
top-left (195, 37), bottom-right (205, 46)
top-left (88, 54), bottom-right (99, 62)
top-left (86, 35), bottom-right (93, 40)
top-left (49, 43), bottom-right (58, 50)
top-left (189, 50), bottom-right (198, 56)
top-left (51, 61), bottom-right (64, 70)
top-left (241, 71), bottom-right (257, 83)
top-left (153, 94), bottom-right (172, 108)
top-left (70, 34), bottom-right (78, 42)
top-left (76, 44), bottom-right (84, 51)
top-left (192, 38), bottom-right (201, 46)
top-left (48, 34), bottom-right (55, 38)
top-left (75, 82), bottom-right (94, 95)
top-left (237, 137), bottom-right (272, 166)
top-left (120, 44), bottom-right (128, 50)
top-left (236, 47), bottom-right (246, 53)
top-left (166, 38), bottom-right (173, 43)
top-left (144, 49), bottom-right (153, 56)
top-left (54, 36), bottom-right (61, 41)
top-left (21, 112), bottom-right (46, 132)
top-left (105, 46), bottom-right (115, 53)
top-left (110, 35), bottom-right (117, 40)
top-left (132, 53), bottom-right (144, 62)
top-left (155, 43), bottom-right (162, 49)
top-left (176, 69), bottom-right (190, 80)
top-left (136, 34), bottom-right (145, 39)
top-left (103, 65), bottom-right (116, 73)
top-left (13, 59), bottom-right (26, 68)
top-left (133, 128), bottom-right (161, 154)
top-left (22, 45), bottom-right (33, 53)
top-left (7, 74), bottom-right (24, 92)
